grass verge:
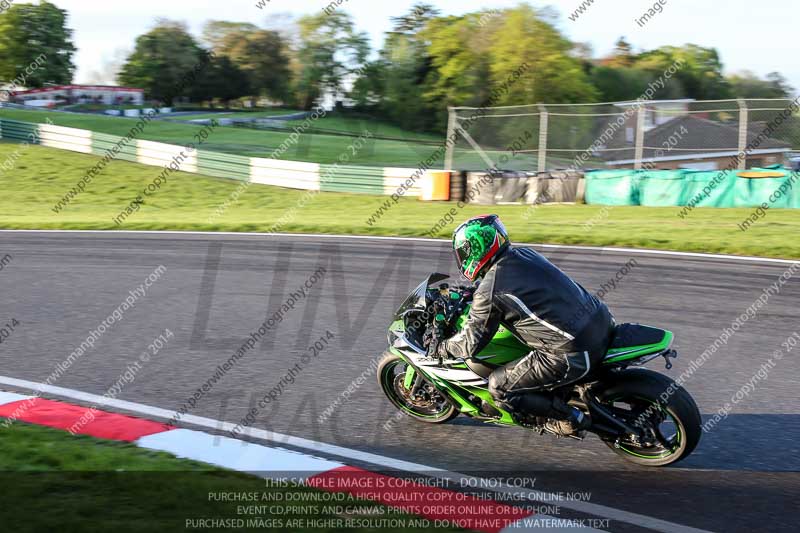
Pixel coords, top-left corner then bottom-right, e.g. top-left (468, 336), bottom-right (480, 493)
top-left (1, 142), bottom-right (799, 259)
top-left (0, 420), bottom-right (463, 532)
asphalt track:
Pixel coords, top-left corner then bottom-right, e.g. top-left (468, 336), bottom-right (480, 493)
top-left (0, 230), bottom-right (798, 532)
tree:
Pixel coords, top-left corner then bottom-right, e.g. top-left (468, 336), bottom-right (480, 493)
top-left (293, 11), bottom-right (370, 109)
top-left (727, 71), bottom-right (794, 99)
top-left (201, 21), bottom-right (259, 51)
top-left (765, 72), bottom-right (795, 98)
top-left (636, 44), bottom-right (731, 100)
top-left (487, 5), bottom-right (599, 105)
top-left (118, 20), bottom-right (206, 104)
top-left (421, 13), bottom-right (491, 124)
top-left (203, 21), bottom-right (292, 102)
top-left (0, 1), bottom-right (76, 86)
top-left (603, 37), bottom-right (635, 68)
top-left (590, 66), bottom-right (656, 101)
top-left (190, 54), bottom-right (250, 105)
top-left (376, 4), bottom-right (441, 130)
top-left (216, 28), bottom-right (291, 102)
top-left (349, 61), bottom-right (386, 111)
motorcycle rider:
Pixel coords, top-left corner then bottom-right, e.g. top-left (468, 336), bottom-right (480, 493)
top-left (433, 214), bottom-right (615, 435)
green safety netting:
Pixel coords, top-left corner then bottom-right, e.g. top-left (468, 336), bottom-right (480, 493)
top-left (742, 167), bottom-right (797, 209)
top-left (585, 168), bottom-right (800, 208)
top-left (584, 170), bottom-right (641, 206)
top-left (681, 170), bottom-right (737, 208)
top-left (638, 170), bottom-right (686, 207)
top-left (790, 172), bottom-right (800, 209)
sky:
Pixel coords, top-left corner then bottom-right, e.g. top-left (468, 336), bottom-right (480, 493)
top-left (29, 0), bottom-right (800, 95)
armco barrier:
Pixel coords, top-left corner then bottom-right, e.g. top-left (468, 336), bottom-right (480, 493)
top-left (39, 123), bottom-right (93, 154)
top-left (251, 157), bottom-right (320, 190)
top-left (197, 150), bottom-right (250, 182)
top-left (91, 131), bottom-right (139, 163)
top-left (0, 119), bottom-right (39, 145)
top-left (320, 164), bottom-right (383, 194)
top-left (0, 118), bottom-right (437, 198)
top-left (138, 139), bottom-right (198, 173)
top-left (382, 167), bottom-right (425, 197)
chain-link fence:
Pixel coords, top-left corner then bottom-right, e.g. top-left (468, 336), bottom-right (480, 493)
top-left (446, 98), bottom-right (800, 173)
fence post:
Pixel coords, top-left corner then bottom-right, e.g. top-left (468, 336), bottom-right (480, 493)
top-left (444, 107), bottom-right (456, 171)
top-left (537, 104), bottom-right (548, 173)
top-left (737, 98), bottom-right (748, 170)
top-left (634, 106), bottom-right (645, 170)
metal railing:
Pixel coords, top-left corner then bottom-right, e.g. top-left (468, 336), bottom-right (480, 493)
top-left (447, 98), bottom-right (800, 172)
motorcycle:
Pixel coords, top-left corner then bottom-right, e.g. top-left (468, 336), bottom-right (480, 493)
top-left (377, 273), bottom-right (702, 467)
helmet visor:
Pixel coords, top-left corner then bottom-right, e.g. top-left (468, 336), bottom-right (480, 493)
top-left (452, 222), bottom-right (471, 276)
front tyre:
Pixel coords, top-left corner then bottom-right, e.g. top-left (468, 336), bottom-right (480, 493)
top-left (597, 369), bottom-right (702, 467)
top-left (377, 352), bottom-right (459, 424)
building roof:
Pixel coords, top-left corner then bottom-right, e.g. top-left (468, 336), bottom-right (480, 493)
top-left (601, 114), bottom-right (791, 163)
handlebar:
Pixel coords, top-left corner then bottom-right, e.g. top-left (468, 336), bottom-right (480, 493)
top-left (424, 283), bottom-right (474, 364)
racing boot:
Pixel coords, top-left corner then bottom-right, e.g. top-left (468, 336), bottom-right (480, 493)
top-left (543, 397), bottom-right (591, 436)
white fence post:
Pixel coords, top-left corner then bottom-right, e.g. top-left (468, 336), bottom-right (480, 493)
top-left (634, 106), bottom-right (646, 170)
top-left (537, 104), bottom-right (548, 173)
top-left (737, 98), bottom-right (748, 170)
top-left (444, 107), bottom-right (456, 171)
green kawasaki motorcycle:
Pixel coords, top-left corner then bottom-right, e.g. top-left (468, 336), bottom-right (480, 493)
top-left (378, 274), bottom-right (702, 467)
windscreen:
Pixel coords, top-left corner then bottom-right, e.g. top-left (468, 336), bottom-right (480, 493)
top-left (393, 273), bottom-right (449, 319)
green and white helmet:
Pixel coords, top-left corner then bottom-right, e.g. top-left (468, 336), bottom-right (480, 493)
top-left (452, 214), bottom-right (510, 281)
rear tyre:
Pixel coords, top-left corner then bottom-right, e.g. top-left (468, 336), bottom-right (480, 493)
top-left (377, 352), bottom-right (459, 424)
top-left (596, 369), bottom-right (701, 467)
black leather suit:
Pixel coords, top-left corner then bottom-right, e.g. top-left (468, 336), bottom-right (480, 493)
top-left (439, 247), bottom-right (615, 421)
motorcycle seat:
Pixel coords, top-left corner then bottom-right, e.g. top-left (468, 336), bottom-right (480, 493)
top-left (604, 323), bottom-right (673, 361)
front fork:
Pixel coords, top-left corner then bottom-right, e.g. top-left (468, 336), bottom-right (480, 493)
top-left (403, 367), bottom-right (425, 399)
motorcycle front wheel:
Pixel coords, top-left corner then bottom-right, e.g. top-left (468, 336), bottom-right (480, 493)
top-left (377, 352), bottom-right (459, 423)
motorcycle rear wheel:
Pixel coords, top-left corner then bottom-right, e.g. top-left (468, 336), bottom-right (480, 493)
top-left (596, 369), bottom-right (702, 467)
top-left (377, 352), bottom-right (459, 424)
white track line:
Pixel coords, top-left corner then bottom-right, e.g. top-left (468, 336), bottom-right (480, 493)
top-left (0, 228), bottom-right (796, 265)
top-left (137, 428), bottom-right (343, 477)
top-left (0, 391), bottom-right (30, 404)
top-left (0, 375), bottom-right (711, 533)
